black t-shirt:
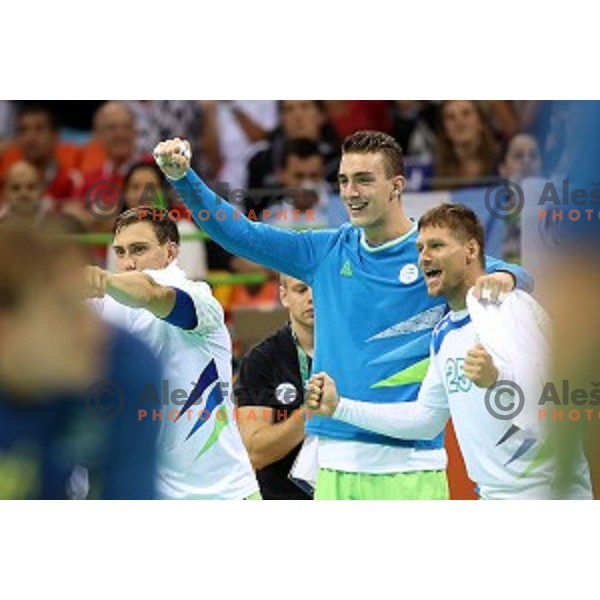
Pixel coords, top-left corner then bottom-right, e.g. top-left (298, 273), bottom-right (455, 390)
top-left (235, 323), bottom-right (312, 500)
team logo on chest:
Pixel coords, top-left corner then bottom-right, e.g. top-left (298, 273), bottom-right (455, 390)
top-left (275, 382), bottom-right (298, 405)
top-left (399, 263), bottom-right (419, 285)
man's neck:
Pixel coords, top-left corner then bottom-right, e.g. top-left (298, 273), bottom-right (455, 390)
top-left (447, 267), bottom-right (485, 311)
top-left (364, 214), bottom-right (414, 246)
top-left (291, 319), bottom-right (314, 358)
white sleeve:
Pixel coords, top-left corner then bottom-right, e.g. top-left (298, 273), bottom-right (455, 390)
top-left (161, 279), bottom-right (224, 337)
top-left (143, 269), bottom-right (225, 337)
top-left (332, 356), bottom-right (450, 440)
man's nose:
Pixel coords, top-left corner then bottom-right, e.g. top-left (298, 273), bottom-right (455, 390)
top-left (419, 250), bottom-right (432, 265)
top-left (124, 258), bottom-right (136, 271)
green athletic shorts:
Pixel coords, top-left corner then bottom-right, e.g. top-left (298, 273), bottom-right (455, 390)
top-left (314, 468), bottom-right (449, 500)
top-left (244, 491), bottom-right (263, 500)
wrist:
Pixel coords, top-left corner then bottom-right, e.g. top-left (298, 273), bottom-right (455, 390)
top-left (331, 396), bottom-right (344, 419)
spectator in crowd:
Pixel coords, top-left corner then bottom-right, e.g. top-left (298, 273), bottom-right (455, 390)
top-left (0, 105), bottom-right (81, 205)
top-left (201, 100), bottom-right (277, 190)
top-left (0, 162), bottom-right (46, 228)
top-left (434, 100), bottom-right (498, 189)
top-left (498, 132), bottom-right (544, 261)
top-left (235, 274), bottom-right (314, 499)
top-left (73, 101), bottom-right (142, 230)
top-left (262, 139), bottom-right (347, 229)
top-left (0, 228), bottom-right (160, 499)
top-left (82, 100), bottom-right (139, 190)
top-left (246, 101), bottom-right (340, 214)
top-left (105, 161), bottom-right (208, 281)
top-left (499, 132), bottom-right (543, 180)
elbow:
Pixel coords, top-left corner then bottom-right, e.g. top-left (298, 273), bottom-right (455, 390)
top-left (249, 452), bottom-right (269, 472)
top-left (417, 423), bottom-right (446, 440)
top-left (246, 442), bottom-right (269, 471)
top-left (241, 432), bottom-right (269, 471)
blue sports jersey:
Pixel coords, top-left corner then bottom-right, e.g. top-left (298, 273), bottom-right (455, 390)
top-left (172, 171), bottom-right (534, 447)
top-left (0, 326), bottom-right (160, 499)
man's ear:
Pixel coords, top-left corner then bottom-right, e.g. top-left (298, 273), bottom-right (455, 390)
top-left (466, 239), bottom-right (480, 264)
top-left (167, 242), bottom-right (179, 264)
top-left (392, 175), bottom-right (406, 200)
top-left (279, 283), bottom-right (289, 309)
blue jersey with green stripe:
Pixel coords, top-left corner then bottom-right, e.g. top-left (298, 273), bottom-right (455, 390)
top-left (171, 170), bottom-right (533, 447)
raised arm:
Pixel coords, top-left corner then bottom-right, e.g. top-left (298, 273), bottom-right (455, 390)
top-left (153, 138), bottom-right (336, 284)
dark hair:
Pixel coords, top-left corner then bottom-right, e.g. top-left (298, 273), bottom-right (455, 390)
top-left (279, 139), bottom-right (322, 169)
top-left (114, 206), bottom-right (180, 245)
top-left (498, 131), bottom-right (541, 165)
top-left (123, 161), bottom-right (165, 192)
top-left (17, 104), bottom-right (59, 132)
top-left (418, 203), bottom-right (485, 267)
top-left (341, 130), bottom-right (405, 177)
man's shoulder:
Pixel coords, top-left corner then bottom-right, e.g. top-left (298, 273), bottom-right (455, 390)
top-left (246, 323), bottom-right (294, 361)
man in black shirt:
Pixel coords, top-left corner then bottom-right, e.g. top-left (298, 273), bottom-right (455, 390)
top-left (235, 274), bottom-right (314, 499)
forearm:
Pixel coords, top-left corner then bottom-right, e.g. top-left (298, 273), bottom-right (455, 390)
top-left (106, 272), bottom-right (174, 317)
top-left (333, 398), bottom-right (449, 440)
top-left (170, 169), bottom-right (322, 281)
top-left (244, 408), bottom-right (307, 471)
top-left (486, 255), bottom-right (534, 292)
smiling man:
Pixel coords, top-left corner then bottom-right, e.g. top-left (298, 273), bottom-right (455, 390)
top-left (306, 204), bottom-right (592, 500)
top-left (86, 207), bottom-right (259, 500)
top-left (153, 131), bottom-right (534, 500)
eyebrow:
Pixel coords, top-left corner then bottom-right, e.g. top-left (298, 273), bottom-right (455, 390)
top-left (113, 242), bottom-right (150, 251)
top-left (338, 171), bottom-right (375, 179)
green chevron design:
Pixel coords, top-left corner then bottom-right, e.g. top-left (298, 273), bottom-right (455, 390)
top-left (195, 408), bottom-right (229, 460)
top-left (371, 357), bottom-right (430, 388)
top-left (517, 436), bottom-right (553, 480)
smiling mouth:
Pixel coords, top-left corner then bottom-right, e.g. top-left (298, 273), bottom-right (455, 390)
top-left (347, 201), bottom-right (368, 214)
top-left (424, 268), bottom-right (443, 283)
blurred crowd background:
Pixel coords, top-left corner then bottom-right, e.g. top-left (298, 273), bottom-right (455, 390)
top-left (0, 100), bottom-right (561, 362)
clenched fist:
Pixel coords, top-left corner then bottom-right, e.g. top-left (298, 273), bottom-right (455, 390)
top-left (305, 372), bottom-right (340, 417)
top-left (463, 343), bottom-right (499, 388)
top-left (85, 266), bottom-right (110, 298)
top-left (153, 138), bottom-right (192, 180)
